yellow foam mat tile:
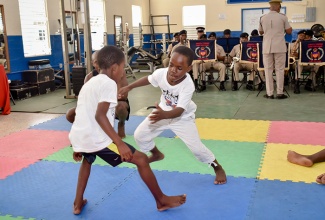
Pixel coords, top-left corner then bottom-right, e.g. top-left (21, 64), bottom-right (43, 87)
top-left (196, 118), bottom-right (270, 143)
top-left (259, 143), bottom-right (325, 183)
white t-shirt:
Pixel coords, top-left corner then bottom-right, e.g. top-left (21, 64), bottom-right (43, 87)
top-left (69, 74), bottom-right (117, 153)
top-left (148, 68), bottom-right (197, 119)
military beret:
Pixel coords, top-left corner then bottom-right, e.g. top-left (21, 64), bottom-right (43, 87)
top-left (305, 29), bottom-right (313, 37)
top-left (297, 30), bottom-right (306, 35)
top-left (208, 32), bottom-right (217, 38)
top-left (179, 30), bottom-right (187, 35)
top-left (240, 32), bottom-right (249, 38)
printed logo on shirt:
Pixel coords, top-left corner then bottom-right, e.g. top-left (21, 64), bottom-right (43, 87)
top-left (162, 89), bottom-right (178, 108)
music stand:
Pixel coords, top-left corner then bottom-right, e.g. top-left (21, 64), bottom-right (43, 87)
top-left (257, 42), bottom-right (290, 97)
top-left (299, 41), bottom-right (325, 91)
top-left (238, 41), bottom-right (260, 90)
top-left (189, 40), bottom-right (219, 91)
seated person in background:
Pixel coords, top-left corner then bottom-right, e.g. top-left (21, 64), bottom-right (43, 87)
top-left (229, 32), bottom-right (264, 91)
top-left (290, 30), bottom-right (305, 94)
top-left (295, 29), bottom-right (320, 93)
top-left (200, 34), bottom-right (207, 40)
top-left (163, 30), bottom-right (187, 68)
top-left (250, 29), bottom-right (259, 37)
top-left (223, 29), bottom-right (231, 38)
top-left (287, 149), bottom-right (325, 184)
top-left (66, 50), bottom-right (130, 138)
top-left (162, 32), bottom-right (180, 67)
top-left (192, 32), bottom-right (227, 91)
top-left (196, 27), bottom-right (205, 40)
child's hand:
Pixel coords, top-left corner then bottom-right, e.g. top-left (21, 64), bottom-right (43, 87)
top-left (73, 152), bottom-right (83, 162)
top-left (149, 103), bottom-right (166, 124)
top-left (118, 86), bottom-right (130, 100)
top-left (117, 142), bottom-right (133, 162)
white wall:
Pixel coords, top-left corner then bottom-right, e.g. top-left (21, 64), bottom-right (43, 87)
top-left (149, 0), bottom-right (325, 33)
top-left (0, 0), bottom-right (323, 36)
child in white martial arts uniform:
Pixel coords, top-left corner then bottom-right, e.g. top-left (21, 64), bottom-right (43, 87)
top-left (119, 46), bottom-right (227, 185)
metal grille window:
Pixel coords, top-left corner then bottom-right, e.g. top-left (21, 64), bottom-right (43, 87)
top-left (89, 0), bottom-right (106, 50)
top-left (132, 5), bottom-right (142, 47)
top-left (18, 0), bottom-right (51, 57)
top-left (183, 5), bottom-right (206, 40)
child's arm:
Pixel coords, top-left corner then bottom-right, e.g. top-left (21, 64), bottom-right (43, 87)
top-left (149, 103), bottom-right (184, 124)
top-left (95, 102), bottom-right (133, 162)
top-left (119, 76), bottom-right (150, 99)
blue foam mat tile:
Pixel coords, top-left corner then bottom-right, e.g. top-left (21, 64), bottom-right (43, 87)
top-left (114, 115), bottom-right (176, 138)
top-left (28, 115), bottom-right (71, 131)
top-left (0, 161), bottom-right (136, 220)
top-left (247, 179), bottom-right (325, 220)
top-left (89, 171), bottom-right (257, 220)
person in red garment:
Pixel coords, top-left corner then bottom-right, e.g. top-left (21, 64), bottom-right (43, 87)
top-left (0, 65), bottom-right (11, 115)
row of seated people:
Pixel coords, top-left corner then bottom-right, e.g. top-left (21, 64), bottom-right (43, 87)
top-left (290, 29), bottom-right (323, 94)
top-left (163, 29), bottom-right (265, 92)
top-left (162, 28), bottom-right (324, 93)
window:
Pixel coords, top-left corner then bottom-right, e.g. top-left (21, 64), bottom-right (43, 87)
top-left (132, 5), bottom-right (142, 47)
top-left (18, 0), bottom-right (51, 57)
top-left (89, 0), bottom-right (106, 50)
top-left (228, 0), bottom-right (301, 3)
top-left (183, 5), bottom-right (206, 40)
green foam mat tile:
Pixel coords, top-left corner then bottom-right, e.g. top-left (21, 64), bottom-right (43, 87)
top-left (120, 138), bottom-right (265, 178)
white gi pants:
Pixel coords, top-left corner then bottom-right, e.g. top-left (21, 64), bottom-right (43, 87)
top-left (134, 115), bottom-right (216, 164)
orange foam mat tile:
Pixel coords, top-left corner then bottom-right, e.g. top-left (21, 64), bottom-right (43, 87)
top-left (196, 118), bottom-right (270, 143)
top-left (258, 143), bottom-right (325, 183)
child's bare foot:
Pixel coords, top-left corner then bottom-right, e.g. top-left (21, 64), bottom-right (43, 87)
top-left (316, 173), bottom-right (325, 184)
top-left (214, 166), bottom-right (227, 185)
top-left (287, 150), bottom-right (313, 167)
top-left (118, 122), bottom-right (126, 139)
top-left (148, 151), bottom-right (164, 163)
top-left (73, 199), bottom-right (87, 215)
top-left (156, 194), bottom-right (187, 211)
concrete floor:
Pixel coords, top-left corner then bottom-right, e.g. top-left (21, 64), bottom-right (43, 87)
top-left (2, 71), bottom-right (325, 138)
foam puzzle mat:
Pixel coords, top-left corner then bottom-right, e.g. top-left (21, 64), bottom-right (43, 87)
top-left (1, 116), bottom-right (325, 219)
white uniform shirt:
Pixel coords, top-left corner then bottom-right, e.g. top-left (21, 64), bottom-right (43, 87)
top-left (229, 44), bottom-right (240, 58)
top-left (148, 68), bottom-right (197, 119)
top-left (216, 44), bottom-right (226, 58)
top-left (259, 11), bottom-right (291, 54)
top-left (69, 74), bottom-right (117, 153)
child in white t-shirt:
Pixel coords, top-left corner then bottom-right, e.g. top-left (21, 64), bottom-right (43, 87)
top-left (69, 46), bottom-right (186, 215)
top-left (119, 46), bottom-right (227, 185)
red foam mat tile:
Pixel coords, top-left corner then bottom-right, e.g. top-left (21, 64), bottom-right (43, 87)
top-left (0, 157), bottom-right (38, 179)
top-left (0, 129), bottom-right (70, 159)
top-left (268, 121), bottom-right (325, 146)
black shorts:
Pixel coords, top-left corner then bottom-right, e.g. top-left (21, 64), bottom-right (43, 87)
top-left (116, 99), bottom-right (130, 121)
top-left (82, 142), bottom-right (136, 167)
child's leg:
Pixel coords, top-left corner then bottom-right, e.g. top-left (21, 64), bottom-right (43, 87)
top-left (171, 117), bottom-right (227, 184)
top-left (130, 150), bottom-right (186, 211)
top-left (74, 158), bottom-right (91, 215)
top-left (134, 117), bottom-right (168, 163)
top-left (287, 149), bottom-right (325, 167)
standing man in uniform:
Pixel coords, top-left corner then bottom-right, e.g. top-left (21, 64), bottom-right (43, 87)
top-left (259, 0), bottom-right (292, 99)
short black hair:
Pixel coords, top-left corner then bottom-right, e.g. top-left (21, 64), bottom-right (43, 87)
top-left (97, 46), bottom-right (125, 70)
top-left (251, 29), bottom-right (259, 36)
top-left (224, 29), bottom-right (231, 35)
top-left (172, 46), bottom-right (194, 66)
